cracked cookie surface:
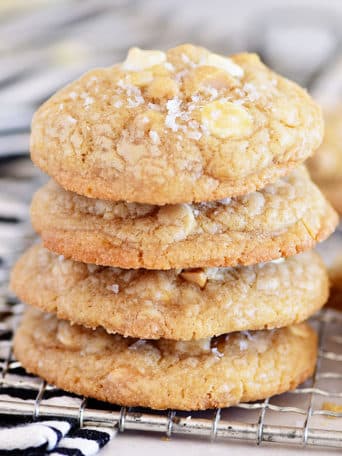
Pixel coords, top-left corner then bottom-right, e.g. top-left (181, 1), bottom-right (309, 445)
top-left (14, 308), bottom-right (317, 410)
top-left (11, 245), bottom-right (328, 340)
top-left (31, 167), bottom-right (338, 269)
top-left (30, 44), bottom-right (323, 204)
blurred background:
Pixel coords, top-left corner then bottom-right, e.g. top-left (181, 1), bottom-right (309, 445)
top-left (1, 0), bottom-right (342, 271)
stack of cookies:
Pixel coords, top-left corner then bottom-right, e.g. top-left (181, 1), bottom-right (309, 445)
top-left (11, 45), bottom-right (338, 410)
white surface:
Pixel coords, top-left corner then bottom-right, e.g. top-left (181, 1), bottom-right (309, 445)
top-left (100, 433), bottom-right (341, 455)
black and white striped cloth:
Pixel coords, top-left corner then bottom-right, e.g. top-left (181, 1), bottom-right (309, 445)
top-left (0, 415), bottom-right (115, 455)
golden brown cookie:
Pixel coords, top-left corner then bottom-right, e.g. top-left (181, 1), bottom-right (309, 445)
top-left (14, 308), bottom-right (317, 411)
top-left (11, 245), bottom-right (328, 340)
top-left (30, 44), bottom-right (323, 205)
top-left (308, 105), bottom-right (342, 213)
top-left (31, 168), bottom-right (338, 269)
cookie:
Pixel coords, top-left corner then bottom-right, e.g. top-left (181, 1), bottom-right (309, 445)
top-left (14, 308), bottom-right (317, 411)
top-left (11, 245), bottom-right (328, 340)
top-left (31, 168), bottom-right (338, 269)
top-left (30, 44), bottom-right (323, 205)
top-left (308, 105), bottom-right (342, 213)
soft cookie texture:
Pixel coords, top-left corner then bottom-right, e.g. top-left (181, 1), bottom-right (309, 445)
top-left (30, 168), bottom-right (338, 269)
top-left (14, 308), bottom-right (317, 411)
top-left (30, 44), bottom-right (323, 204)
top-left (11, 245), bottom-right (328, 340)
top-left (308, 105), bottom-right (342, 213)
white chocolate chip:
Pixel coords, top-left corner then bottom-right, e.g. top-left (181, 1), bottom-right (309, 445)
top-left (57, 321), bottom-right (80, 348)
top-left (122, 47), bottom-right (167, 71)
top-left (242, 191), bottom-right (265, 216)
top-left (128, 71), bottom-right (153, 86)
top-left (149, 130), bottom-right (160, 144)
top-left (200, 52), bottom-right (244, 78)
top-left (201, 100), bottom-right (253, 139)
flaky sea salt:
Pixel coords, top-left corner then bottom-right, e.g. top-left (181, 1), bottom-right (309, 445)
top-left (149, 130), bottom-right (160, 144)
top-left (218, 197), bottom-right (231, 205)
top-left (83, 96), bottom-right (94, 107)
top-left (244, 83), bottom-right (260, 102)
top-left (165, 98), bottom-right (182, 131)
top-left (148, 102), bottom-right (161, 111)
top-left (117, 78), bottom-right (145, 108)
top-left (188, 120), bottom-right (199, 129)
top-left (187, 130), bottom-right (202, 140)
top-left (239, 339), bottom-right (249, 351)
top-left (127, 94), bottom-right (144, 108)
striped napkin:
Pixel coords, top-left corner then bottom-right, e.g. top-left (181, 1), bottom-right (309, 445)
top-left (0, 416), bottom-right (115, 455)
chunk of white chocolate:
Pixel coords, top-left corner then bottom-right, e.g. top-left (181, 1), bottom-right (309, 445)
top-left (200, 52), bottom-right (244, 78)
top-left (122, 47), bottom-right (167, 71)
top-left (201, 100), bottom-right (253, 138)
